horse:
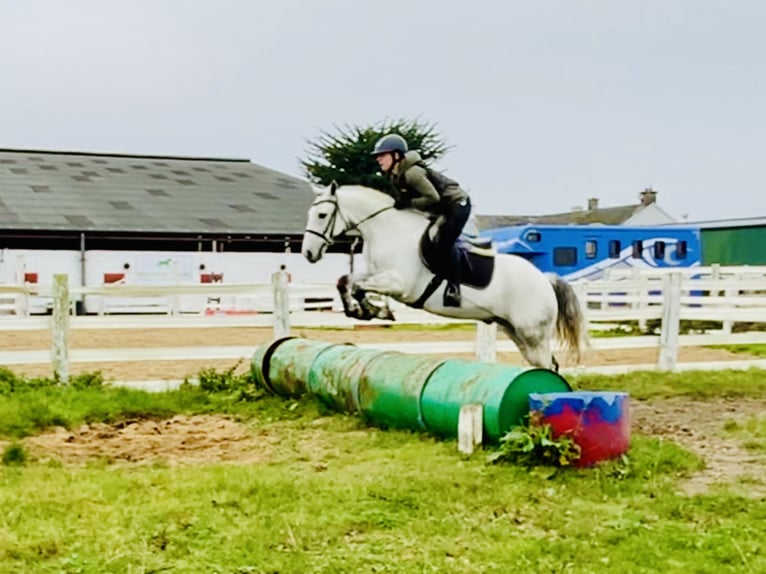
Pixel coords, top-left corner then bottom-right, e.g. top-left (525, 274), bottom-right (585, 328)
top-left (300, 182), bottom-right (588, 371)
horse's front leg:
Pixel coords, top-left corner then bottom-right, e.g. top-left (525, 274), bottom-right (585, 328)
top-left (336, 274), bottom-right (365, 319)
top-left (336, 272), bottom-right (402, 321)
top-left (354, 270), bottom-right (405, 300)
top-left (353, 270), bottom-right (406, 321)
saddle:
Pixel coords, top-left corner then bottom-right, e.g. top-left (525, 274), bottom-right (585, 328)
top-left (418, 223), bottom-right (495, 290)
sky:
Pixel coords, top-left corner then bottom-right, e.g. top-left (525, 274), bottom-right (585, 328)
top-left (1, 0), bottom-right (765, 222)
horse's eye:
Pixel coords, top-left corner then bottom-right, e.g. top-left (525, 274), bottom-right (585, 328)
top-left (318, 213), bottom-right (327, 220)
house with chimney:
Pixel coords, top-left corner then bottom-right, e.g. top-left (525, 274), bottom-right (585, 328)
top-left (475, 187), bottom-right (677, 232)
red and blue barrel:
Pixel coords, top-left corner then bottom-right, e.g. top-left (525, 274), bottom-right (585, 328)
top-left (528, 391), bottom-right (631, 467)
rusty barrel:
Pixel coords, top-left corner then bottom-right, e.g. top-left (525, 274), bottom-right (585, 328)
top-left (251, 336), bottom-right (335, 397)
top-left (251, 337), bottom-right (572, 443)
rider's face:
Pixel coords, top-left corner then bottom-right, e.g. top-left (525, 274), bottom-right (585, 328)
top-left (375, 153), bottom-right (394, 172)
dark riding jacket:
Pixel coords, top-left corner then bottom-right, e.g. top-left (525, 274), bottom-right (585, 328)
top-left (390, 151), bottom-right (469, 214)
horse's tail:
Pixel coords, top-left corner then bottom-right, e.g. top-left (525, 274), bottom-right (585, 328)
top-left (548, 274), bottom-right (589, 364)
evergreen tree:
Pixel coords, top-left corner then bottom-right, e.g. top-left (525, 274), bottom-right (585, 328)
top-left (300, 118), bottom-right (451, 194)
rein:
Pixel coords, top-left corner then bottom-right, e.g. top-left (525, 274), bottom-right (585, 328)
top-left (305, 196), bottom-right (394, 247)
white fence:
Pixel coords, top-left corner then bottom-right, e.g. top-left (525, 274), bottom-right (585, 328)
top-left (0, 265), bottom-right (765, 382)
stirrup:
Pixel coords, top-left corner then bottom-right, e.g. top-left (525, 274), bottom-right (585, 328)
top-left (443, 284), bottom-right (461, 307)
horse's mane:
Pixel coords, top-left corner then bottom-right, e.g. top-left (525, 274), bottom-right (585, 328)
top-left (337, 184), bottom-right (394, 202)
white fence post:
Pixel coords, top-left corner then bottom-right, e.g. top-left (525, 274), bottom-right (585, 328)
top-left (711, 264), bottom-right (733, 334)
top-left (271, 268), bottom-right (290, 339)
top-left (51, 274), bottom-right (70, 383)
top-left (632, 267), bottom-right (648, 332)
top-left (15, 254), bottom-right (30, 317)
top-left (169, 260), bottom-right (181, 316)
top-left (475, 322), bottom-right (497, 362)
top-left (458, 403), bottom-right (483, 455)
top-left (658, 272), bottom-right (682, 371)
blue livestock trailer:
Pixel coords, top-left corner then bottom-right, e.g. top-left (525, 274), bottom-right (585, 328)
top-left (480, 224), bottom-right (702, 281)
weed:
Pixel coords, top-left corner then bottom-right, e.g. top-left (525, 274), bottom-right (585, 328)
top-left (488, 412), bottom-right (582, 468)
top-left (2, 442), bottom-right (28, 466)
top-left (194, 360), bottom-right (264, 402)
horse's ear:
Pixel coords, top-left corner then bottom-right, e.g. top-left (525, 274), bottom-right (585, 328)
top-left (329, 180), bottom-right (338, 195)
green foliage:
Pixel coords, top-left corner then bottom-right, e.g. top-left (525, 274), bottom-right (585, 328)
top-left (488, 412), bottom-right (582, 468)
top-left (68, 371), bottom-right (105, 389)
top-left (0, 366), bottom-right (54, 394)
top-left (192, 360), bottom-right (264, 403)
top-left (0, 364), bottom-right (304, 439)
top-left (300, 117), bottom-right (451, 193)
top-left (2, 442), bottom-right (27, 466)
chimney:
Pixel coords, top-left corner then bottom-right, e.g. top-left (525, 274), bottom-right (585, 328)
top-left (640, 187), bottom-right (658, 206)
top-left (587, 197), bottom-right (599, 211)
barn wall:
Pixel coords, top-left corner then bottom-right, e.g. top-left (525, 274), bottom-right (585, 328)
top-left (701, 226), bottom-right (766, 265)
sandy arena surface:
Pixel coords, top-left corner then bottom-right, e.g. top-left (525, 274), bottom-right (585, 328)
top-left (0, 326), bottom-right (755, 381)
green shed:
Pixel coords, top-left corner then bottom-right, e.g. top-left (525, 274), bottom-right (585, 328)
top-left (698, 217), bottom-right (766, 266)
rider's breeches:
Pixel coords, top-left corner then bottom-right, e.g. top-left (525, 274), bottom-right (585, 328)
top-left (436, 198), bottom-right (472, 283)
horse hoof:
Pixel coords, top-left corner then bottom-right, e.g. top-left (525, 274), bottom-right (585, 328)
top-left (380, 309), bottom-right (396, 321)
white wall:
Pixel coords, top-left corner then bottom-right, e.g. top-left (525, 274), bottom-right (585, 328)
top-left (623, 204), bottom-right (677, 225)
top-left (0, 247), bottom-right (360, 315)
top-left (81, 249), bottom-right (359, 314)
top-left (0, 249), bottom-right (82, 314)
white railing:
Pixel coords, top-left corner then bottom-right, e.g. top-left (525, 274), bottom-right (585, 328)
top-left (0, 265), bottom-right (764, 381)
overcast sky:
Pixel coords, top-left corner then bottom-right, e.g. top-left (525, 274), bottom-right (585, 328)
top-left (1, 0), bottom-right (764, 222)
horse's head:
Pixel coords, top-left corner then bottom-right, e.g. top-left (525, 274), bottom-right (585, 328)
top-left (301, 181), bottom-right (343, 263)
top-left (302, 181), bottom-right (400, 264)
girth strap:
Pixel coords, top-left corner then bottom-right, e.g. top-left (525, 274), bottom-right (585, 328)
top-left (410, 275), bottom-right (444, 309)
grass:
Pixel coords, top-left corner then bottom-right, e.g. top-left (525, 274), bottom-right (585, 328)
top-left (710, 343), bottom-right (766, 358)
top-left (569, 367), bottom-right (766, 400)
top-left (0, 365), bottom-right (764, 572)
top-left (723, 414), bottom-right (766, 453)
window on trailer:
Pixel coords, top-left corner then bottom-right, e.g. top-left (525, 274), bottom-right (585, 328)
top-left (553, 246), bottom-right (577, 267)
top-left (609, 240), bottom-right (621, 258)
top-left (585, 240), bottom-right (597, 259)
top-left (677, 240), bottom-right (687, 259)
top-left (654, 241), bottom-right (666, 260)
top-left (526, 231), bottom-right (541, 242)
top-left (632, 240), bottom-right (643, 258)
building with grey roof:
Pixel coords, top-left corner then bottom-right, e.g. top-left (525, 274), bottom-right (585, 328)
top-left (0, 147), bottom-right (357, 255)
top-left (475, 188), bottom-right (677, 231)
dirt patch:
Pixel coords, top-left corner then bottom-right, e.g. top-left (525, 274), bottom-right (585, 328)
top-left (631, 397), bottom-right (766, 496)
top-left (16, 415), bottom-right (275, 467)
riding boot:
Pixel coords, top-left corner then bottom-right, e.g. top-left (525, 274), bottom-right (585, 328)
top-left (443, 246), bottom-right (461, 307)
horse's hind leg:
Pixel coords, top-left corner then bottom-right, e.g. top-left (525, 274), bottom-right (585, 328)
top-left (518, 336), bottom-right (555, 371)
top-left (498, 320), bottom-right (556, 370)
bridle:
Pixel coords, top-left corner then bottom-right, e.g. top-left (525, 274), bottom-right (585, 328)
top-left (304, 195), bottom-right (393, 248)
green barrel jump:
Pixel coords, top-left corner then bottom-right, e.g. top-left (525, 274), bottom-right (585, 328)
top-left (251, 337), bottom-right (572, 444)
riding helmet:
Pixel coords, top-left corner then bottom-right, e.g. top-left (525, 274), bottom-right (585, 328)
top-left (371, 133), bottom-right (408, 156)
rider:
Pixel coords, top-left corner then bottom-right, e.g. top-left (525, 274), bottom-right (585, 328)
top-left (370, 133), bottom-right (471, 307)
